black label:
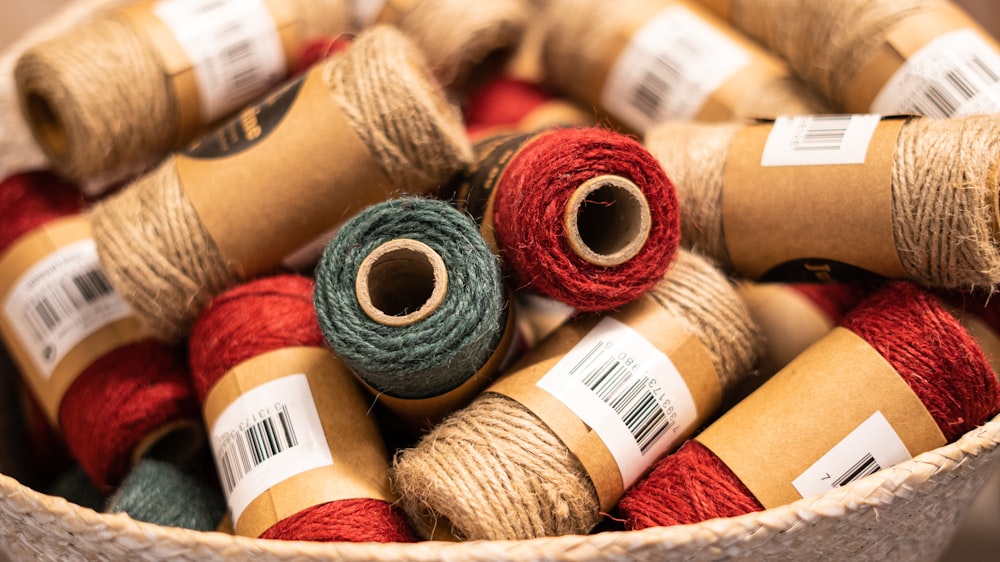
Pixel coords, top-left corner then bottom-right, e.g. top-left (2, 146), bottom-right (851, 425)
top-left (759, 258), bottom-right (886, 284)
top-left (183, 75), bottom-right (305, 159)
top-left (443, 131), bottom-right (534, 223)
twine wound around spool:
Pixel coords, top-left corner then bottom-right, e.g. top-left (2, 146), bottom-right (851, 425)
top-left (563, 174), bottom-right (651, 267)
top-left (355, 239), bottom-right (448, 327)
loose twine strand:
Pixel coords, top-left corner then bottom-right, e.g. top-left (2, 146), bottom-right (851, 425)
top-left (91, 26), bottom-right (471, 342)
top-left (724, 0), bottom-right (945, 110)
top-left (13, 0), bottom-right (352, 185)
top-left (644, 114), bottom-right (1000, 290)
top-left (391, 249), bottom-right (762, 541)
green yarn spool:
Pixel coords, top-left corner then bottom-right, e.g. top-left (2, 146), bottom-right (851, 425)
top-left (106, 459), bottom-right (226, 532)
top-left (313, 196), bottom-right (507, 404)
top-left (45, 466), bottom-right (106, 512)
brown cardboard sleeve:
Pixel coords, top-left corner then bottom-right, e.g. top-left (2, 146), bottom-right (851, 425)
top-left (202, 346), bottom-right (394, 538)
top-left (118, 0), bottom-right (301, 143)
top-left (722, 116), bottom-right (908, 281)
top-left (844, 3), bottom-right (1000, 112)
top-left (489, 294), bottom-right (721, 511)
top-left (0, 216), bottom-right (145, 428)
top-left (696, 327), bottom-right (947, 508)
top-left (360, 297), bottom-right (523, 430)
top-left (694, 0), bottom-right (732, 21)
top-left (177, 63), bottom-right (395, 279)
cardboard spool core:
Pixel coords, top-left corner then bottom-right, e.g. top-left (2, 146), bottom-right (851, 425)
top-left (355, 239), bottom-right (449, 327)
top-left (564, 175), bottom-right (652, 267)
top-left (130, 418), bottom-right (206, 468)
top-left (24, 91), bottom-right (69, 157)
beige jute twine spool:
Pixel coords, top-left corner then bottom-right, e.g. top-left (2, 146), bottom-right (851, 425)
top-left (644, 114), bottom-right (1000, 290)
top-left (538, 0), bottom-right (831, 128)
top-left (703, 0), bottom-right (947, 111)
top-left (90, 25), bottom-right (472, 343)
top-left (371, 0), bottom-right (533, 87)
top-left (13, 0), bottom-right (352, 187)
top-left (391, 248), bottom-right (762, 541)
top-left (0, 0), bottom-right (127, 182)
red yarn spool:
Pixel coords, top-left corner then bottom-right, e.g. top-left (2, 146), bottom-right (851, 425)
top-left (464, 76), bottom-right (553, 136)
top-left (187, 274), bottom-right (414, 543)
top-left (618, 281), bottom-right (1000, 528)
top-left (464, 126), bottom-right (680, 312)
top-left (0, 171), bottom-right (201, 490)
top-left (788, 283), bottom-right (867, 324)
top-left (294, 34), bottom-right (353, 75)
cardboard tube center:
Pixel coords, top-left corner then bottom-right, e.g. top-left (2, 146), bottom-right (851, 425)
top-left (131, 419), bottom-right (207, 468)
top-left (356, 239), bottom-right (448, 327)
top-left (25, 91), bottom-right (68, 157)
top-left (564, 175), bottom-right (651, 266)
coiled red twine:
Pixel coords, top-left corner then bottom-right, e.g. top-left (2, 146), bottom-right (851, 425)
top-left (188, 274), bottom-right (415, 543)
top-left (463, 76), bottom-right (592, 138)
top-left (473, 126), bottom-right (681, 311)
top-left (618, 281), bottom-right (1000, 528)
top-left (391, 249), bottom-right (761, 540)
top-left (0, 171), bottom-right (200, 490)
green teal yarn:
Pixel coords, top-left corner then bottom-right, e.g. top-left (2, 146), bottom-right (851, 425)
top-left (314, 196), bottom-right (506, 399)
top-left (106, 459), bottom-right (226, 532)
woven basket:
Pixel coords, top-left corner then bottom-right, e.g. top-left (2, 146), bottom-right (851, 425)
top-left (3, 0), bottom-right (1000, 560)
top-left (0, 413), bottom-right (997, 561)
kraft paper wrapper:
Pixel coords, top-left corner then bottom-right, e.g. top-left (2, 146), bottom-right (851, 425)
top-left (582, 0), bottom-right (789, 124)
top-left (722, 116), bottom-right (908, 281)
top-left (360, 295), bottom-right (522, 431)
top-left (178, 64), bottom-right (394, 278)
top-left (119, 0), bottom-right (301, 143)
top-left (202, 346), bottom-right (394, 538)
top-left (694, 0), bottom-right (731, 21)
top-left (697, 327), bottom-right (947, 508)
top-left (489, 294), bottom-right (721, 511)
top-left (844, 3), bottom-right (1000, 113)
top-left (0, 216), bottom-right (144, 428)
top-left (375, 0), bottom-right (420, 25)
top-left (738, 282), bottom-right (835, 378)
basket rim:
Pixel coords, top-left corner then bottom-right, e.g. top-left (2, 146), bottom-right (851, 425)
top-left (3, 412), bottom-right (999, 560)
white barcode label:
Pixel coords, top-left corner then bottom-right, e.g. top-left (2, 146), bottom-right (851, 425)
top-left (2, 240), bottom-right (132, 379)
top-left (872, 29), bottom-right (1000, 118)
top-left (601, 5), bottom-right (751, 132)
top-left (210, 374), bottom-right (333, 523)
top-left (792, 411), bottom-right (911, 499)
top-left (352, 0), bottom-right (388, 29)
top-left (536, 317), bottom-right (697, 488)
top-left (154, 0), bottom-right (286, 122)
top-left (760, 114), bottom-right (883, 167)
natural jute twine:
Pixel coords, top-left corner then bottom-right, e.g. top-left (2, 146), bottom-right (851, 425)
top-left (701, 0), bottom-right (950, 111)
top-left (391, 248), bottom-right (762, 540)
top-left (539, 0), bottom-right (830, 130)
top-left (14, 0), bottom-right (352, 186)
top-left (645, 114), bottom-right (1000, 290)
top-left (90, 25), bottom-right (471, 342)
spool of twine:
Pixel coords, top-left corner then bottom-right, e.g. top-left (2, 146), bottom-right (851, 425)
top-left (391, 248), bottom-right (762, 540)
top-left (618, 280), bottom-right (1000, 528)
top-left (106, 459), bottom-right (227, 532)
top-left (644, 114), bottom-right (1000, 290)
top-left (90, 25), bottom-right (471, 343)
top-left (313, 196), bottom-right (507, 420)
top-left (539, 0), bottom-right (830, 131)
top-left (460, 126), bottom-right (681, 312)
top-left (705, 0), bottom-right (969, 112)
top-left (14, 0), bottom-right (352, 186)
top-left (0, 171), bottom-right (203, 490)
top-left (359, 0), bottom-right (532, 87)
top-left (463, 75), bottom-right (594, 138)
top-left (188, 274), bottom-right (415, 542)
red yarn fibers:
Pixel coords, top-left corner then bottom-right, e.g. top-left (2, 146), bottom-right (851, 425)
top-left (464, 76), bottom-right (552, 137)
top-left (188, 274), bottom-right (415, 543)
top-left (492, 127), bottom-right (680, 311)
top-left (0, 171), bottom-right (200, 490)
top-left (618, 281), bottom-right (1000, 529)
top-left (789, 283), bottom-right (868, 324)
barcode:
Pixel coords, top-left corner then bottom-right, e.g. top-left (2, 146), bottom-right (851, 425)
top-left (24, 268), bottom-right (115, 339)
top-left (831, 452), bottom-right (881, 488)
top-left (217, 404), bottom-right (298, 496)
top-left (572, 341), bottom-right (671, 454)
top-left (791, 116), bottom-right (852, 152)
top-left (629, 36), bottom-right (704, 121)
top-left (214, 21), bottom-right (260, 97)
top-left (907, 53), bottom-right (1000, 118)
